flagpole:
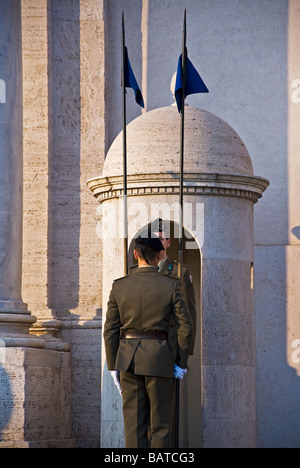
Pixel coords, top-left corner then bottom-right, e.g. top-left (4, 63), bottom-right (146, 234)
top-left (178, 9), bottom-right (186, 281)
top-left (122, 12), bottom-right (128, 276)
top-left (175, 9), bottom-right (188, 450)
top-left (181, 11), bottom-right (189, 451)
top-left (174, 9), bottom-right (208, 449)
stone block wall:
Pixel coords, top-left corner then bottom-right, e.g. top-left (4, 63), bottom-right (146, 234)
top-left (0, 348), bottom-right (73, 448)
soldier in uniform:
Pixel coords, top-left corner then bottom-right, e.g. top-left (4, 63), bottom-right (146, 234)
top-left (152, 219), bottom-right (197, 355)
top-left (104, 231), bottom-right (192, 448)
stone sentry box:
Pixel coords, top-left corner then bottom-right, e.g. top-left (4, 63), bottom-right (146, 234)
top-left (87, 105), bottom-right (269, 448)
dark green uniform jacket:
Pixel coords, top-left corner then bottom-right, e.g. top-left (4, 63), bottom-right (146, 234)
top-left (104, 266), bottom-right (192, 378)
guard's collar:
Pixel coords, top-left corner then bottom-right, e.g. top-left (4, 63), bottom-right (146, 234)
top-left (158, 256), bottom-right (168, 272)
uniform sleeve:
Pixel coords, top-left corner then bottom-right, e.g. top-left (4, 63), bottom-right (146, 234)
top-left (104, 283), bottom-right (122, 370)
top-left (172, 279), bottom-right (193, 369)
top-left (182, 266), bottom-right (197, 355)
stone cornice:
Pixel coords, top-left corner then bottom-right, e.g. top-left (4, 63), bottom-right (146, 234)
top-left (87, 172), bottom-right (269, 204)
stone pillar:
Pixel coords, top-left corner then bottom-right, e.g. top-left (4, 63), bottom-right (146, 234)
top-left (0, 0), bottom-right (43, 348)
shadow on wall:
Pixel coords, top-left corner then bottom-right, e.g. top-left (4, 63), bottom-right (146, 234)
top-left (47, 0), bottom-right (81, 317)
top-left (0, 365), bottom-right (13, 442)
top-left (291, 226), bottom-right (300, 240)
top-left (105, 0), bottom-right (144, 152)
top-left (46, 1), bottom-right (102, 448)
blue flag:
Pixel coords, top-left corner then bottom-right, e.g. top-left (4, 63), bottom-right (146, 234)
top-left (124, 47), bottom-right (144, 108)
top-left (175, 53), bottom-right (208, 113)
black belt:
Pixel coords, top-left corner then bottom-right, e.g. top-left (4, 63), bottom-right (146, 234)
top-left (120, 330), bottom-right (168, 341)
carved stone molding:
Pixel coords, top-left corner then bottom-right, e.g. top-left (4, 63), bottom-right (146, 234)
top-left (87, 172), bottom-right (269, 205)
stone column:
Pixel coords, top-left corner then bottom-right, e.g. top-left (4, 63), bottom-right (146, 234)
top-left (0, 0), bottom-right (44, 348)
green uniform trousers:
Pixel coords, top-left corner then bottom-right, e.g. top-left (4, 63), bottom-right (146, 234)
top-left (120, 371), bottom-right (175, 448)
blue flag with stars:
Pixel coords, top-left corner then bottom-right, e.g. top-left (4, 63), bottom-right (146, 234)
top-left (175, 53), bottom-right (208, 113)
top-left (124, 47), bottom-right (144, 108)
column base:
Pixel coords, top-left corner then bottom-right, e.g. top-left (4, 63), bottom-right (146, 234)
top-left (0, 300), bottom-right (29, 313)
top-left (0, 335), bottom-right (45, 348)
top-left (30, 319), bottom-right (70, 351)
top-left (0, 304), bottom-right (45, 348)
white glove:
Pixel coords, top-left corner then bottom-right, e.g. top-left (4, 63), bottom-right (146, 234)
top-left (174, 364), bottom-right (187, 380)
top-left (111, 370), bottom-right (122, 397)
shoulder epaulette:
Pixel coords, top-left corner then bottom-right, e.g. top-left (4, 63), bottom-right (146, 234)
top-left (163, 273), bottom-right (177, 282)
top-left (167, 259), bottom-right (187, 267)
top-left (113, 275), bottom-right (127, 282)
